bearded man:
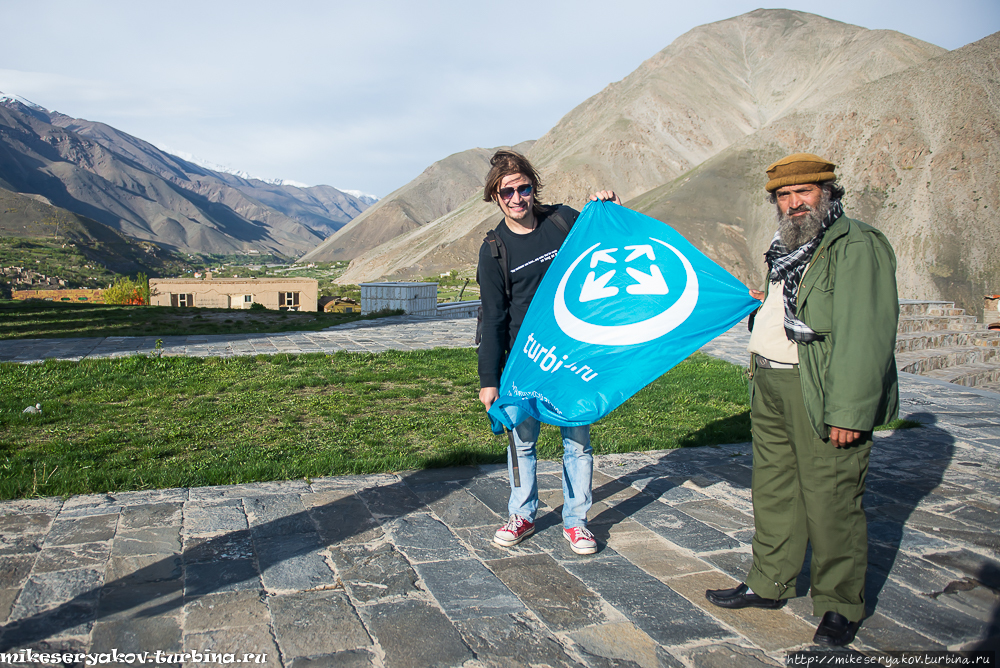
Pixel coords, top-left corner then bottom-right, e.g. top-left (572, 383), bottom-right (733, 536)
top-left (705, 154), bottom-right (899, 647)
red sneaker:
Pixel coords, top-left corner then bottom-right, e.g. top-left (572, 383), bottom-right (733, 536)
top-left (564, 526), bottom-right (597, 554)
top-left (494, 515), bottom-right (535, 547)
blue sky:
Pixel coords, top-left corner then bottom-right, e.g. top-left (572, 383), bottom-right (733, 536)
top-left (1, 1), bottom-right (997, 197)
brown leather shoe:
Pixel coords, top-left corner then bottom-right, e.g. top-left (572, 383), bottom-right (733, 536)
top-left (705, 583), bottom-right (785, 609)
top-left (813, 611), bottom-right (860, 646)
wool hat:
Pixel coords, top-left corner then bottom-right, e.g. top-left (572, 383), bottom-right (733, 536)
top-left (765, 153), bottom-right (836, 192)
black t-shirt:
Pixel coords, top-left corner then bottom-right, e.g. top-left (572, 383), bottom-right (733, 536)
top-left (477, 205), bottom-right (578, 387)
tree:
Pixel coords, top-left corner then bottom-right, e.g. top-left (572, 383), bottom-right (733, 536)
top-left (102, 273), bottom-right (151, 305)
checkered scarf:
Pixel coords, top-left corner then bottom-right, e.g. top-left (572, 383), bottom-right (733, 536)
top-left (763, 199), bottom-right (843, 342)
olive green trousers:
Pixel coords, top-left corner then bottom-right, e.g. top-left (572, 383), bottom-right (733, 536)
top-left (744, 366), bottom-right (870, 622)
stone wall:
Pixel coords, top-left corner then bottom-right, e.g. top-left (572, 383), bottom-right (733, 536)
top-left (13, 289), bottom-right (103, 302)
top-left (436, 301), bottom-right (480, 319)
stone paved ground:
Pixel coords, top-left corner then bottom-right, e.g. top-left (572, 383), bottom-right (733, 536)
top-left (1, 317), bottom-right (998, 666)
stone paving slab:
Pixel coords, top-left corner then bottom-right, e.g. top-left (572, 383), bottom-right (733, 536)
top-left (0, 318), bottom-right (999, 665)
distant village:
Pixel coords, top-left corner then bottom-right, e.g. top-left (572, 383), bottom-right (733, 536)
top-left (2, 265), bottom-right (68, 288)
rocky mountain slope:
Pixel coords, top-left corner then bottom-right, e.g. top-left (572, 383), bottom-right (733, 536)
top-left (0, 97), bottom-right (371, 257)
top-left (631, 30), bottom-right (1000, 316)
top-left (533, 8), bottom-right (945, 205)
top-left (0, 187), bottom-right (190, 279)
top-left (335, 9), bottom-right (949, 286)
top-left (299, 141), bottom-right (533, 264)
top-left (209, 175), bottom-right (368, 239)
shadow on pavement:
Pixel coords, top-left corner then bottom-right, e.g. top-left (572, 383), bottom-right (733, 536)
top-left (5, 412), bottom-right (998, 652)
top-left (0, 468), bottom-right (471, 652)
top-left (862, 412), bottom-right (955, 614)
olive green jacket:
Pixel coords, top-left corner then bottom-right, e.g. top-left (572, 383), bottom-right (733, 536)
top-left (757, 214), bottom-right (900, 439)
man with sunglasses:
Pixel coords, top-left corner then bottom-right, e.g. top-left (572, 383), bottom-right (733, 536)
top-left (477, 149), bottom-right (620, 555)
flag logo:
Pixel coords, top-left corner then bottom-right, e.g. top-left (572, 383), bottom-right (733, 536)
top-left (487, 200), bottom-right (760, 432)
top-left (554, 238), bottom-right (699, 346)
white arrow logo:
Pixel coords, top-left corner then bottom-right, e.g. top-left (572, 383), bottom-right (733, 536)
top-left (554, 238), bottom-right (699, 346)
top-left (580, 270), bottom-right (618, 302)
top-left (626, 265), bottom-right (668, 295)
top-left (624, 245), bottom-right (655, 262)
top-left (589, 248), bottom-right (618, 269)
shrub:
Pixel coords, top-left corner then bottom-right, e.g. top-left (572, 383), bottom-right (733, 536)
top-left (102, 273), bottom-right (151, 305)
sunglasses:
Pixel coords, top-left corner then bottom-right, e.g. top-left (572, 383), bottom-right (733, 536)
top-left (498, 184), bottom-right (533, 201)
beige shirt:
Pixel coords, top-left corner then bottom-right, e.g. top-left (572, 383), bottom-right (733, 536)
top-left (747, 281), bottom-right (799, 364)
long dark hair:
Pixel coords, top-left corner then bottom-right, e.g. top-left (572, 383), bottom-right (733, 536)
top-left (483, 149), bottom-right (551, 216)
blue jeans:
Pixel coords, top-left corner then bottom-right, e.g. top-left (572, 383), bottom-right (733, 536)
top-left (503, 410), bottom-right (593, 529)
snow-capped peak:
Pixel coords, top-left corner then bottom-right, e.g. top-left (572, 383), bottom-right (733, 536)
top-left (158, 145), bottom-right (377, 202)
top-left (266, 178), bottom-right (310, 188)
top-left (340, 189), bottom-right (380, 205)
top-left (157, 147), bottom-right (305, 186)
top-left (162, 148), bottom-right (248, 177)
top-left (0, 91), bottom-right (46, 111)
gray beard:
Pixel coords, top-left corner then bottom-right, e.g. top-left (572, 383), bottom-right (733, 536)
top-left (777, 192), bottom-right (831, 249)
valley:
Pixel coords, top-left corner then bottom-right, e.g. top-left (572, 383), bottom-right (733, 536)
top-left (2, 10), bottom-right (997, 320)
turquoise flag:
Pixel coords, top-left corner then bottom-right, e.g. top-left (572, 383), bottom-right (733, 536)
top-left (488, 200), bottom-right (759, 431)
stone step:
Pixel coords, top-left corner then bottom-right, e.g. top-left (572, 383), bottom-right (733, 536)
top-left (972, 379), bottom-right (1000, 393)
top-left (898, 300), bottom-right (955, 316)
top-left (919, 362), bottom-right (1000, 388)
top-left (896, 345), bottom-right (1000, 376)
top-left (894, 301), bottom-right (1000, 391)
top-left (926, 308), bottom-right (968, 317)
top-left (895, 330), bottom-right (1000, 353)
top-left (897, 315), bottom-right (982, 334)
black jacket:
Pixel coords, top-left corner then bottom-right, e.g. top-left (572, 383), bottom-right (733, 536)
top-left (476, 205), bottom-right (578, 387)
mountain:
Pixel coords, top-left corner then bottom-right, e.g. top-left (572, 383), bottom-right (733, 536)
top-left (630, 30), bottom-right (1000, 316)
top-left (532, 9), bottom-right (945, 204)
top-left (334, 9), bottom-right (947, 286)
top-left (336, 196), bottom-right (501, 284)
top-left (0, 186), bottom-right (190, 279)
top-left (298, 141), bottom-right (533, 264)
top-left (340, 10), bottom-right (1000, 318)
top-left (0, 95), bottom-right (372, 257)
top-left (211, 174), bottom-right (369, 238)
top-left (341, 190), bottom-right (379, 207)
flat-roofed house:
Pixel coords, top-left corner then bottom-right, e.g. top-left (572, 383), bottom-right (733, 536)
top-left (149, 277), bottom-right (318, 311)
top-left (318, 296), bottom-right (361, 314)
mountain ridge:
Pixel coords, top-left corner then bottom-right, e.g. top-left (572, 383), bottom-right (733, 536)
top-left (298, 141), bottom-right (534, 264)
top-left (0, 96), bottom-right (373, 257)
top-left (621, 29), bottom-right (1000, 316)
top-left (334, 10), bottom-right (951, 289)
top-left (0, 185), bottom-right (191, 281)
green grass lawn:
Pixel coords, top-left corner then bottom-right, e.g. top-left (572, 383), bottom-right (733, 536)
top-left (0, 300), bottom-right (399, 340)
top-left (436, 281), bottom-right (480, 303)
top-left (1, 350), bottom-right (754, 500)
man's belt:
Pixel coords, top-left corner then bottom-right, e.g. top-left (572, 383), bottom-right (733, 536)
top-left (755, 355), bottom-right (798, 369)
